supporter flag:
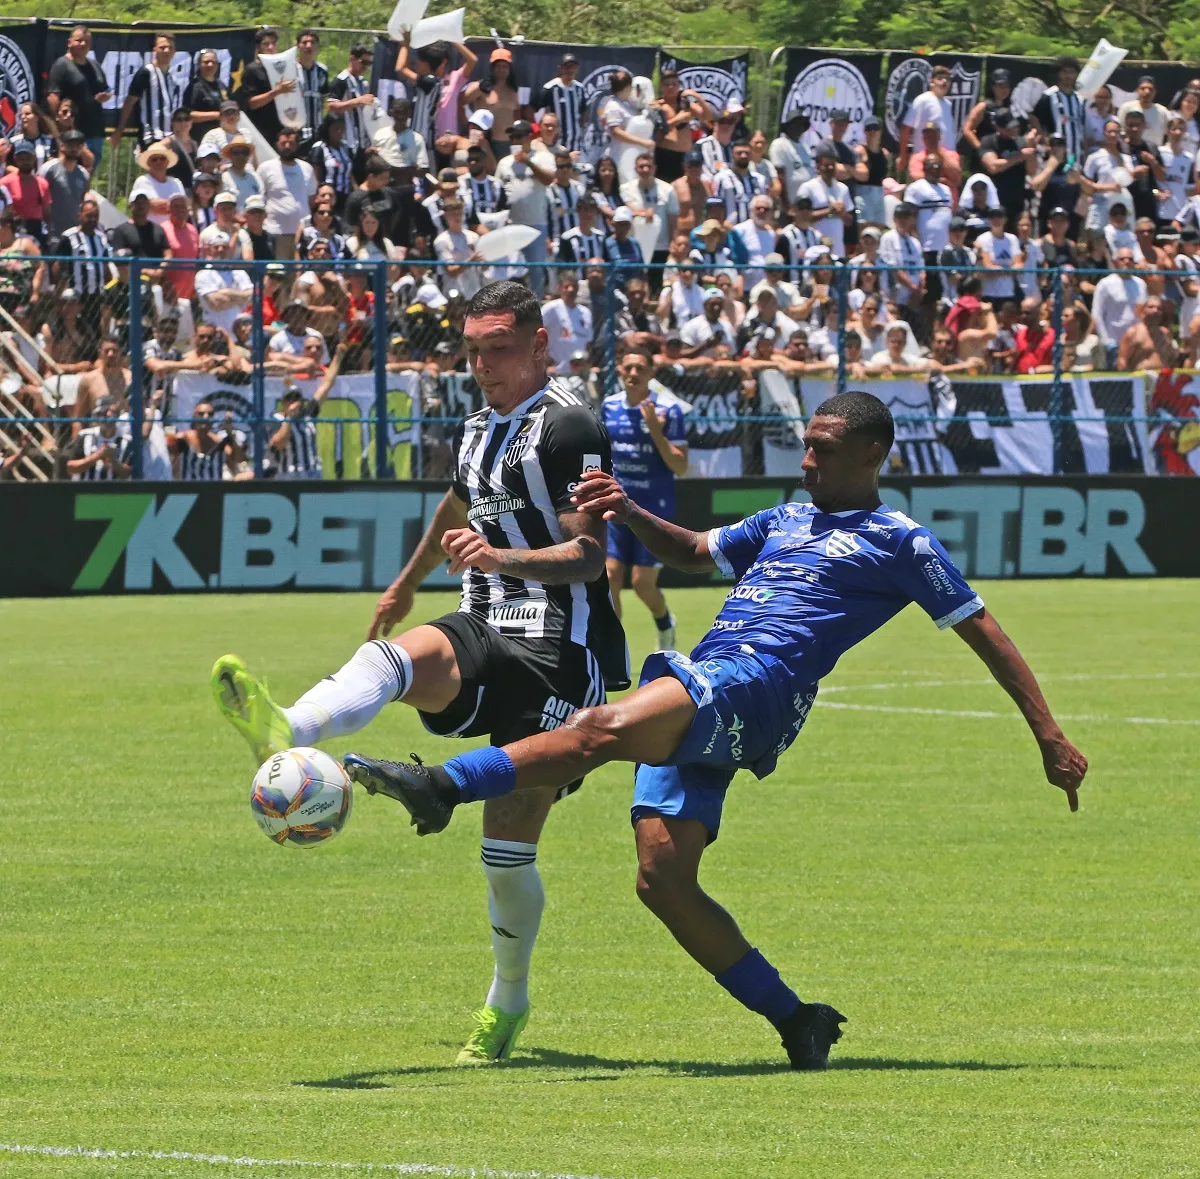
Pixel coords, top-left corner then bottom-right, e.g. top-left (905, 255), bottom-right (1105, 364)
top-left (658, 53), bottom-right (750, 117)
top-left (41, 21), bottom-right (257, 131)
top-left (779, 48), bottom-right (884, 148)
top-left (0, 21), bottom-right (45, 139)
top-left (883, 52), bottom-right (983, 151)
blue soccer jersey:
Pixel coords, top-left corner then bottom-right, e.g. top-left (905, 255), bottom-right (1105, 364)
top-left (699, 501), bottom-right (983, 682)
top-left (601, 382), bottom-right (688, 516)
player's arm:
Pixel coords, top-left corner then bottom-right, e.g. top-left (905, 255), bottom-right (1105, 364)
top-left (442, 508), bottom-right (607, 584)
top-left (368, 487), bottom-right (469, 638)
top-left (953, 607), bottom-right (1088, 810)
top-left (572, 470), bottom-right (716, 572)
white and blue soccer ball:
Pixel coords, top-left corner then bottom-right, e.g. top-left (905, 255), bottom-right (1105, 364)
top-left (250, 748), bottom-right (353, 847)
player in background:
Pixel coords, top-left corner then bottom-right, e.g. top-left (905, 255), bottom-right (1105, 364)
top-left (342, 391), bottom-right (1088, 1070)
top-left (212, 282), bottom-right (628, 1066)
top-left (601, 348), bottom-right (689, 650)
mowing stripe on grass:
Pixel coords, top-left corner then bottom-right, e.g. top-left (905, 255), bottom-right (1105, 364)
top-left (819, 701), bottom-right (1200, 725)
top-left (0, 1143), bottom-right (629, 1179)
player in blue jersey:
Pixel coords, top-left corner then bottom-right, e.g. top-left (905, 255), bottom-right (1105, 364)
top-left (343, 391), bottom-right (1088, 1070)
top-left (601, 348), bottom-right (689, 651)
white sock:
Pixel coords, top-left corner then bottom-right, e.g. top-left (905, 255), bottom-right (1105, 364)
top-left (482, 838), bottom-right (543, 1015)
top-left (285, 640), bottom-right (413, 746)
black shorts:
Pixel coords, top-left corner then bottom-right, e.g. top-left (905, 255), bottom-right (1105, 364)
top-left (420, 612), bottom-right (607, 798)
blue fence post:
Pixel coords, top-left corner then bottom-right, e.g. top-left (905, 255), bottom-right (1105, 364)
top-left (129, 258), bottom-right (145, 479)
top-left (251, 262), bottom-right (266, 480)
top-left (1050, 266), bottom-right (1065, 475)
top-left (373, 261), bottom-right (390, 480)
top-left (604, 262), bottom-right (619, 398)
top-left (835, 261), bottom-right (849, 395)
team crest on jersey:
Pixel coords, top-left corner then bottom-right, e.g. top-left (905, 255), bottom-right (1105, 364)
top-left (0, 37), bottom-right (35, 138)
top-left (504, 423), bottom-right (534, 467)
top-left (825, 529), bottom-right (861, 557)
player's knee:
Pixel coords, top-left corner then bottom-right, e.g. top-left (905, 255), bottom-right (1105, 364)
top-left (634, 852), bottom-right (690, 915)
top-left (564, 703), bottom-right (622, 757)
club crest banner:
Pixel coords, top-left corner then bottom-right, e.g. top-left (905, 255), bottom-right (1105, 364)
top-left (659, 54), bottom-right (749, 117)
top-left (779, 49), bottom-right (883, 149)
top-left (884, 53), bottom-right (983, 150)
top-left (0, 22), bottom-right (42, 139)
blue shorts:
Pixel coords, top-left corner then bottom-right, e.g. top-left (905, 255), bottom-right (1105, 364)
top-left (631, 649), bottom-right (818, 842)
top-left (607, 521), bottom-right (661, 568)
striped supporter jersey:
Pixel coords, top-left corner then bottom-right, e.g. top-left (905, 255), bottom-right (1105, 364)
top-left (450, 379), bottom-right (630, 689)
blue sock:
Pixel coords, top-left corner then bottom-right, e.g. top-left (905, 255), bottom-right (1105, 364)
top-left (654, 609), bottom-right (674, 632)
top-left (444, 746), bottom-right (516, 804)
top-left (715, 948), bottom-right (801, 1028)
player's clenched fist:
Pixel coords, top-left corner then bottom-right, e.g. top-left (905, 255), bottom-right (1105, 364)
top-left (442, 528), bottom-right (503, 575)
top-left (571, 470), bottom-right (631, 523)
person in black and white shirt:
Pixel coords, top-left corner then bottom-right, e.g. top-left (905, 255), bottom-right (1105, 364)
top-left (294, 29), bottom-right (330, 145)
top-left (327, 43), bottom-right (376, 163)
top-left (557, 195), bottom-right (607, 272)
top-left (111, 32), bottom-right (181, 150)
top-left (696, 103), bottom-right (740, 180)
top-left (169, 399), bottom-right (250, 480)
top-left (537, 54), bottom-right (586, 155)
top-left (547, 149), bottom-right (587, 249)
top-left (1158, 114), bottom-right (1195, 225)
top-left (309, 114), bottom-right (354, 213)
top-left (1032, 57), bottom-right (1086, 164)
top-left (268, 342), bottom-right (347, 478)
top-left (66, 397), bottom-right (131, 480)
top-left (713, 142), bottom-right (770, 227)
top-left (460, 145), bottom-right (506, 227)
top-left (217, 282), bottom-right (627, 1068)
top-left (774, 197), bottom-right (821, 283)
top-left (52, 196), bottom-right (111, 307)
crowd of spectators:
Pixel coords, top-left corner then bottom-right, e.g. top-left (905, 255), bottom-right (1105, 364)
top-left (2, 34), bottom-right (1199, 481)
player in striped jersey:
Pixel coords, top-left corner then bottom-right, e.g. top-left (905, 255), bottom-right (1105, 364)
top-left (213, 284), bottom-right (628, 1065)
top-left (111, 33), bottom-right (182, 150)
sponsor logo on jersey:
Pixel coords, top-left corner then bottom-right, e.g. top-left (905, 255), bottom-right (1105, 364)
top-left (702, 711), bottom-right (725, 756)
top-left (727, 584), bottom-right (775, 603)
top-left (581, 452), bottom-right (602, 474)
top-left (727, 714), bottom-right (744, 761)
top-left (0, 37), bottom-right (35, 138)
top-left (781, 58), bottom-right (875, 147)
top-left (921, 557), bottom-right (956, 597)
top-left (488, 599), bottom-right (548, 627)
top-left (539, 694), bottom-right (577, 731)
top-left (467, 492), bottom-right (528, 524)
top-left (825, 529), bottom-right (861, 557)
top-left (912, 534), bottom-right (935, 556)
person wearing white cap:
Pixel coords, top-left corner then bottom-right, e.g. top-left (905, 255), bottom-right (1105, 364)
top-left (193, 231), bottom-right (252, 339)
top-left (602, 205), bottom-right (647, 283)
top-left (207, 193), bottom-right (253, 262)
top-left (679, 285), bottom-right (735, 356)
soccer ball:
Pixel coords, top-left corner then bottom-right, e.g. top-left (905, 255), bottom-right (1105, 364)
top-left (250, 748), bottom-right (354, 847)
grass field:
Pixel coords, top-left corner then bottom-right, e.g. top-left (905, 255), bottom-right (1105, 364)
top-left (2, 582), bottom-right (1197, 1179)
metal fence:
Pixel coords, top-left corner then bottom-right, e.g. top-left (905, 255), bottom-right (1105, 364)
top-left (0, 256), bottom-right (1194, 483)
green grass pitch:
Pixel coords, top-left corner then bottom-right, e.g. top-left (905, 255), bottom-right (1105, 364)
top-left (1, 582), bottom-right (1196, 1178)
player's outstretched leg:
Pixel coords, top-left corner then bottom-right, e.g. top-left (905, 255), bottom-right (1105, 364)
top-left (634, 813), bottom-right (846, 1070)
top-left (344, 677), bottom-right (698, 833)
top-left (213, 628), bottom-right (460, 765)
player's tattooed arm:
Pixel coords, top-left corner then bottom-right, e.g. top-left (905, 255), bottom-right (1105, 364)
top-left (441, 509), bottom-right (607, 584)
top-left (572, 471), bottom-right (716, 573)
top-left (953, 608), bottom-right (1088, 810)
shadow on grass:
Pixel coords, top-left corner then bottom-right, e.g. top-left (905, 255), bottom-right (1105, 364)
top-left (295, 1047), bottom-right (1056, 1089)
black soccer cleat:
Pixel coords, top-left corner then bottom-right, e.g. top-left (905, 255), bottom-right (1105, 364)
top-left (776, 1001), bottom-right (848, 1071)
top-left (342, 752), bottom-right (458, 836)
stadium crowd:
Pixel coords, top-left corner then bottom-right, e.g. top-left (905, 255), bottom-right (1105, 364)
top-left (1, 30), bottom-right (1198, 480)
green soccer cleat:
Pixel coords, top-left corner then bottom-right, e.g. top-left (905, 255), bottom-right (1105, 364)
top-left (211, 654), bottom-right (294, 765)
top-left (455, 1004), bottom-right (530, 1066)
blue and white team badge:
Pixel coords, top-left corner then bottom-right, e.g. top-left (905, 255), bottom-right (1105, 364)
top-left (825, 530), bottom-right (861, 558)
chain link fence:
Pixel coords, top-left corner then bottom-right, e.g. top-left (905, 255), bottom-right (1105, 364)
top-left (0, 256), bottom-right (1194, 482)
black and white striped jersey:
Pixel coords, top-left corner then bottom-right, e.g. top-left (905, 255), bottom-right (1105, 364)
top-left (175, 435), bottom-right (227, 480)
top-left (557, 224), bottom-right (607, 268)
top-left (298, 61), bottom-right (330, 142)
top-left (329, 69), bottom-right (371, 152)
top-left (69, 428), bottom-right (130, 479)
top-left (56, 226), bottom-right (111, 294)
top-left (547, 178), bottom-right (586, 244)
top-left (410, 77), bottom-right (442, 156)
top-left (449, 380), bottom-right (629, 689)
top-left (538, 79), bottom-right (586, 154)
top-left (459, 175), bottom-right (507, 228)
top-left (775, 224), bottom-right (821, 283)
top-left (271, 403), bottom-right (322, 478)
top-left (310, 139), bottom-right (354, 195)
top-left (128, 65), bottom-right (182, 147)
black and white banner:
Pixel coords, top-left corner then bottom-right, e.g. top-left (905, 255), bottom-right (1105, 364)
top-left (883, 52), bottom-right (983, 151)
top-left (779, 48), bottom-right (884, 149)
top-left (658, 53), bottom-right (749, 117)
top-left (42, 22), bottom-right (257, 131)
top-left (659, 368), bottom-right (746, 478)
top-left (0, 22), bottom-right (42, 139)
